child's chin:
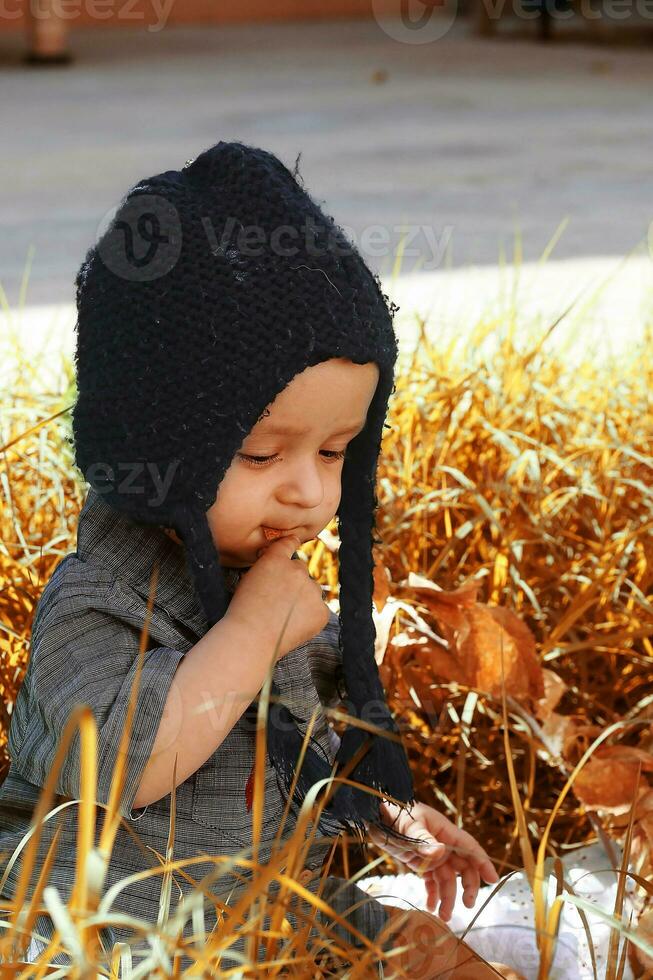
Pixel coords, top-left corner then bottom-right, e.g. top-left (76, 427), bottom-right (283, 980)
top-left (219, 547), bottom-right (255, 568)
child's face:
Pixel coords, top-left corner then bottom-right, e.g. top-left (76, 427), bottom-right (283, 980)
top-left (207, 357), bottom-right (380, 567)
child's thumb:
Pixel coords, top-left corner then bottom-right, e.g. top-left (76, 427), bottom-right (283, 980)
top-left (256, 534), bottom-right (301, 559)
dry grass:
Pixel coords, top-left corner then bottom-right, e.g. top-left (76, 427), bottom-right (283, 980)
top-left (1, 285), bottom-right (653, 974)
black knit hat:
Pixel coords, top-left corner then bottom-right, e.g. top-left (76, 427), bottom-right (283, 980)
top-left (71, 140), bottom-right (417, 844)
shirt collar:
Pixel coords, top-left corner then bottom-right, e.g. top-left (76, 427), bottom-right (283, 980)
top-left (75, 487), bottom-right (249, 636)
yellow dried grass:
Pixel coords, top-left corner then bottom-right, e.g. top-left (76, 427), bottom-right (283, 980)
top-left (1, 274), bottom-right (652, 974)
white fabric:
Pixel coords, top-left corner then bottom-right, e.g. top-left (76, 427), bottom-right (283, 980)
top-left (358, 841), bottom-right (636, 979)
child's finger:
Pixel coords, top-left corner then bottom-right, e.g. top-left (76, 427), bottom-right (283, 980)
top-left (435, 864), bottom-right (457, 922)
top-left (479, 857), bottom-right (500, 883)
top-left (443, 826), bottom-right (498, 880)
top-left (446, 853), bottom-right (475, 876)
top-left (410, 842), bottom-right (448, 873)
top-left (425, 875), bottom-right (440, 915)
top-left (461, 864), bottom-right (481, 907)
top-left (444, 844), bottom-right (496, 887)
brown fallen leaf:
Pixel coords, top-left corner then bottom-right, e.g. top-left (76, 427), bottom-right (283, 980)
top-left (635, 788), bottom-right (653, 820)
top-left (560, 723), bottom-right (604, 767)
top-left (473, 604), bottom-right (544, 705)
top-left (402, 580), bottom-right (544, 708)
top-left (372, 547), bottom-right (391, 613)
top-left (573, 745), bottom-right (653, 812)
top-left (539, 711), bottom-right (580, 761)
top-left (535, 669), bottom-right (567, 722)
top-left (410, 577), bottom-right (479, 635)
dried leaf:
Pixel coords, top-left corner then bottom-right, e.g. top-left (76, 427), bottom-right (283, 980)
top-left (403, 663), bottom-right (439, 715)
top-left (539, 710), bottom-right (579, 760)
top-left (402, 581), bottom-right (543, 706)
top-left (573, 746), bottom-right (653, 812)
top-left (479, 605), bottom-right (544, 704)
top-left (535, 669), bottom-right (567, 722)
top-left (635, 789), bottom-right (653, 820)
top-left (409, 578), bottom-right (479, 636)
top-left (560, 723), bottom-right (604, 767)
top-left (372, 547), bottom-right (391, 613)
top-left (417, 638), bottom-right (472, 688)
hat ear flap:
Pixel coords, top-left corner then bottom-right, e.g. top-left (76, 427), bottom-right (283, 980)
top-left (169, 502), bottom-right (229, 629)
top-left (335, 374), bottom-right (416, 813)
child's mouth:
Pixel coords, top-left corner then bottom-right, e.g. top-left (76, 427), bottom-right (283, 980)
top-left (261, 525), bottom-right (297, 541)
top-left (261, 524), bottom-right (299, 541)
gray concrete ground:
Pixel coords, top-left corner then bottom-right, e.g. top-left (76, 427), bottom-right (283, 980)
top-left (1, 15), bottom-right (652, 382)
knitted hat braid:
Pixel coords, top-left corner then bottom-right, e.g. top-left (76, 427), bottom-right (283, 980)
top-left (71, 140), bottom-right (418, 846)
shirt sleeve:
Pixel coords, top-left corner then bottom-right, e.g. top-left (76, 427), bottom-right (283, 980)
top-left (7, 560), bottom-right (187, 821)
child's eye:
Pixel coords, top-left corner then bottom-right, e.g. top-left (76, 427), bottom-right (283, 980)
top-left (236, 453), bottom-right (280, 467)
top-left (236, 450), bottom-right (347, 468)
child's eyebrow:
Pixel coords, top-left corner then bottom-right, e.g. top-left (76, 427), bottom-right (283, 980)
top-left (254, 420), bottom-right (365, 437)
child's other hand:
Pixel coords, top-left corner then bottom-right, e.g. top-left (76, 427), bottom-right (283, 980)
top-left (367, 800), bottom-right (499, 922)
top-left (224, 534), bottom-right (330, 661)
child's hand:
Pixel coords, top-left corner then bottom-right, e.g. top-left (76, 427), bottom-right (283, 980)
top-left (224, 534), bottom-right (330, 661)
top-left (367, 800), bottom-right (499, 922)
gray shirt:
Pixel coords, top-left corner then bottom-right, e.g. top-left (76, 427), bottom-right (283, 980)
top-left (0, 487), bottom-right (389, 970)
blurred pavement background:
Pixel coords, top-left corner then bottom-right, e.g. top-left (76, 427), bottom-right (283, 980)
top-left (1, 16), bottom-right (652, 386)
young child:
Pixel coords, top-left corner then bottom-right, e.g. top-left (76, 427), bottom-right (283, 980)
top-left (0, 141), bottom-right (500, 974)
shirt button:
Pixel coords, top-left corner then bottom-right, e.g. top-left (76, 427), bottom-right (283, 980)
top-left (298, 869), bottom-right (313, 885)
